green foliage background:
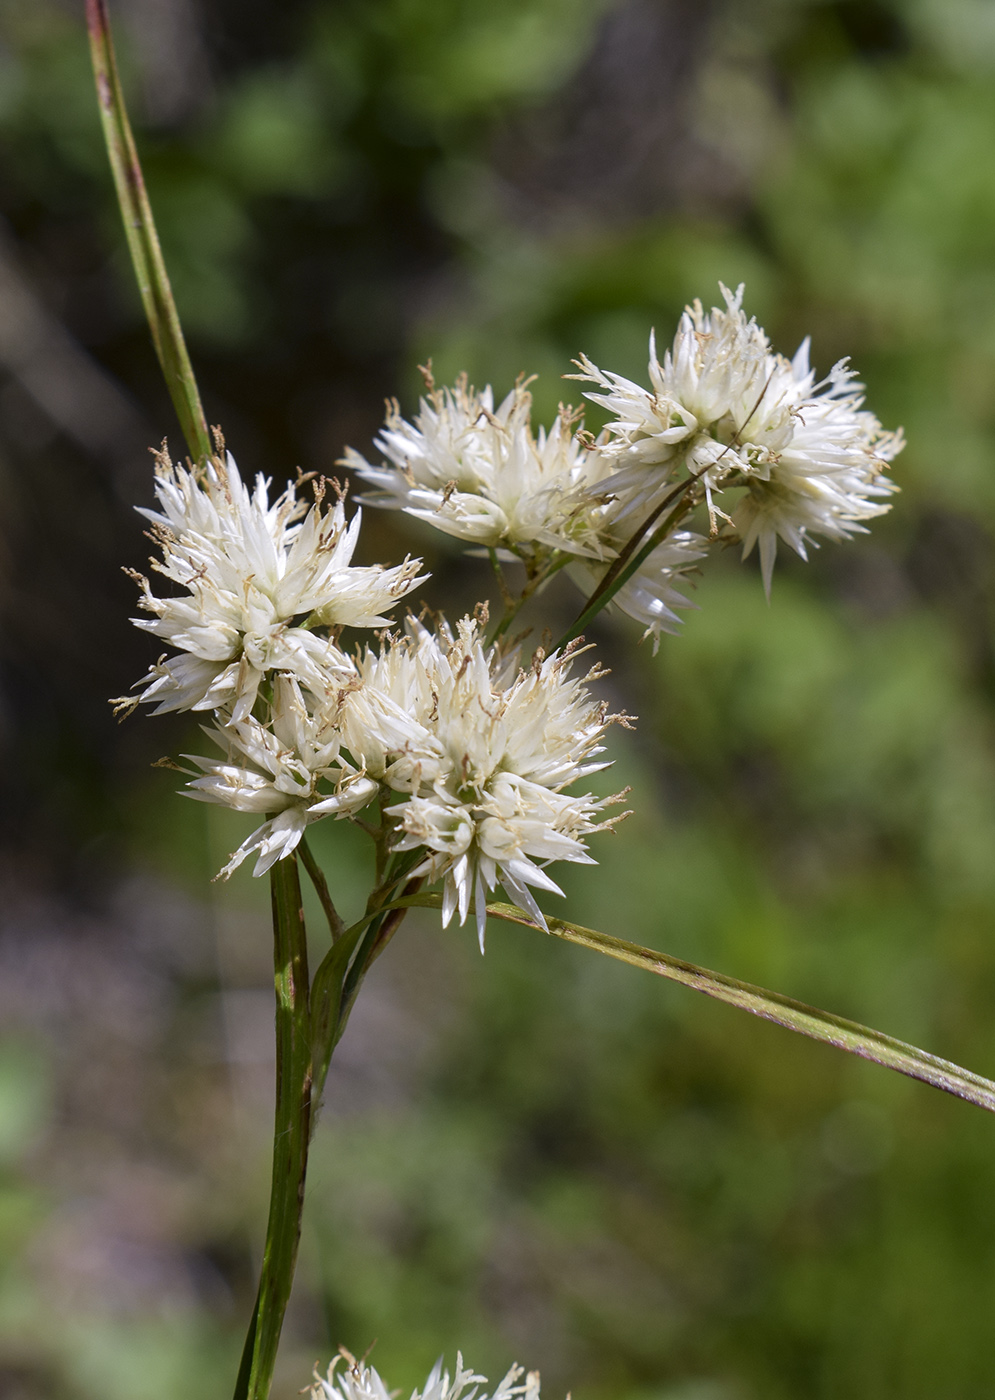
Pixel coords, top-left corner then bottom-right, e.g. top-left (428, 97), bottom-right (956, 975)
top-left (2, 0), bottom-right (995, 1397)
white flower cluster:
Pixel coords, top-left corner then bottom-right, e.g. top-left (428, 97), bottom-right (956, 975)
top-left (119, 446), bottom-right (623, 929)
top-left (342, 614), bottom-right (627, 949)
top-left (345, 372), bottom-right (704, 646)
top-left (120, 445), bottom-right (423, 718)
top-left (311, 1349), bottom-right (542, 1400)
top-left (575, 283), bottom-right (902, 594)
top-left (347, 285), bottom-right (901, 628)
top-left (119, 285), bottom-right (899, 926)
top-left (342, 374), bottom-right (617, 561)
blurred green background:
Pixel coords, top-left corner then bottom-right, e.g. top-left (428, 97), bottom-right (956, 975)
top-left (2, 0), bottom-right (995, 1396)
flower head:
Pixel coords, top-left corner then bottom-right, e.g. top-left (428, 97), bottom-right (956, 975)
top-left (343, 375), bottom-right (618, 560)
top-left (576, 285), bottom-right (787, 476)
top-left (184, 674), bottom-right (377, 877)
top-left (341, 615), bottom-right (629, 949)
top-left (311, 1349), bottom-right (542, 1400)
top-left (574, 285), bottom-right (902, 593)
top-left (119, 445), bottom-right (424, 717)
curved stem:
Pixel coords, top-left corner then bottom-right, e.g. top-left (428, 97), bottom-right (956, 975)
top-left (556, 492), bottom-right (698, 649)
top-left (234, 856), bottom-right (313, 1400)
top-left (556, 472), bottom-right (705, 649)
top-left (309, 857), bottom-right (424, 1121)
top-left (487, 546), bottom-right (515, 614)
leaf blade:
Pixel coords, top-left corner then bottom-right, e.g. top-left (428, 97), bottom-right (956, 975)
top-left (86, 0), bottom-right (211, 463)
top-left (388, 893), bottom-right (995, 1113)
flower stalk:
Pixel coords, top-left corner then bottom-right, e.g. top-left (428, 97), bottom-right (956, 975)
top-left (86, 18), bottom-right (328, 1395)
top-left (556, 478), bottom-right (702, 648)
top-left (487, 550), bottom-right (573, 647)
top-left (300, 835), bottom-right (346, 942)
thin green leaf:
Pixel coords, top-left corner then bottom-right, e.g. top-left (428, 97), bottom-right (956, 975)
top-left (385, 893), bottom-right (995, 1114)
top-left (86, 0), bottom-right (211, 463)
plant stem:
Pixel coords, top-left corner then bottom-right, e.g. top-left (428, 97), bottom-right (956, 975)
top-left (309, 872), bottom-right (423, 1122)
top-left (86, 0), bottom-right (211, 463)
top-left (299, 834), bottom-right (345, 942)
top-left (487, 546), bottom-right (515, 613)
top-left (555, 468), bottom-right (707, 649)
top-left (487, 551), bottom-right (572, 647)
top-left (234, 855), bottom-right (313, 1400)
top-left (556, 377), bottom-right (780, 649)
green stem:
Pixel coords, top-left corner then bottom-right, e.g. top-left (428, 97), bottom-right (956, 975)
top-left (234, 856), bottom-right (313, 1400)
top-left (487, 546), bottom-right (515, 613)
top-left (488, 551), bottom-right (572, 647)
top-left (556, 492), bottom-right (699, 649)
top-left (86, 0), bottom-right (211, 463)
top-left (557, 375), bottom-right (780, 650)
top-left (309, 921), bottom-right (368, 1126)
top-left (231, 1287), bottom-right (260, 1400)
top-left (309, 873), bottom-right (423, 1122)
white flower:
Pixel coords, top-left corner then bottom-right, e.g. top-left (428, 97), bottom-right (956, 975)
top-left (311, 1349), bottom-right (542, 1400)
top-left (119, 445), bottom-right (424, 717)
top-left (574, 285), bottom-right (902, 593)
top-left (344, 369), bottom-right (709, 640)
top-left (341, 615), bottom-right (628, 950)
top-left (343, 374), bottom-right (618, 560)
top-left (184, 675), bottom-right (377, 877)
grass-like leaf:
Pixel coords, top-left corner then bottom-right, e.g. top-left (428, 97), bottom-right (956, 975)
top-left (386, 893), bottom-right (995, 1114)
top-left (86, 0), bottom-right (211, 463)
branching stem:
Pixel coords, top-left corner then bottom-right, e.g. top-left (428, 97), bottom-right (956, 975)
top-left (366, 891), bottom-right (995, 1115)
